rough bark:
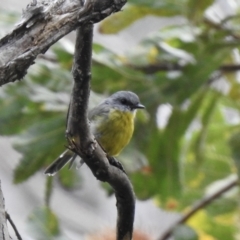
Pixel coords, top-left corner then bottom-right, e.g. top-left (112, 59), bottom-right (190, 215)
top-left (0, 0), bottom-right (126, 86)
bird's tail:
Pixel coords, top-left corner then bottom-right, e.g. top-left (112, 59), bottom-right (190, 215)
top-left (44, 149), bottom-right (79, 176)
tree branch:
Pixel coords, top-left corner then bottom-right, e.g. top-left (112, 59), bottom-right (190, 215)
top-left (66, 23), bottom-right (135, 240)
top-left (159, 178), bottom-right (238, 240)
top-left (131, 63), bottom-right (240, 74)
top-left (0, 181), bottom-right (10, 240)
top-left (5, 212), bottom-right (22, 240)
top-left (0, 0), bottom-right (126, 86)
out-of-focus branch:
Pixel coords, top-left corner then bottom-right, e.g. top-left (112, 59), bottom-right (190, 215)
top-left (40, 54), bottom-right (240, 76)
top-left (5, 212), bottom-right (22, 240)
top-left (0, 0), bottom-right (126, 86)
top-left (66, 23), bottom-right (135, 240)
top-left (131, 63), bottom-right (240, 74)
top-left (204, 17), bottom-right (240, 40)
top-left (159, 178), bottom-right (238, 240)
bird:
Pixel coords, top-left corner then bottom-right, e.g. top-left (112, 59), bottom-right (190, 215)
top-left (44, 91), bottom-right (145, 175)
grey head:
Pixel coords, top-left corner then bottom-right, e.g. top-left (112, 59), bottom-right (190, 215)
top-left (105, 91), bottom-right (145, 111)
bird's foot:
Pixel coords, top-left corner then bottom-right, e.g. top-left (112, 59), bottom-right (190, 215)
top-left (108, 156), bottom-right (126, 174)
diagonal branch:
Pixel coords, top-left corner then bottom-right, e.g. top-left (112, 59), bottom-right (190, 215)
top-left (5, 212), bottom-right (22, 240)
top-left (66, 23), bottom-right (135, 240)
top-left (0, 0), bottom-right (126, 86)
top-left (159, 177), bottom-right (238, 240)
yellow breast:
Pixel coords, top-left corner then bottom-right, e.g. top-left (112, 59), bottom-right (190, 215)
top-left (95, 109), bottom-right (134, 156)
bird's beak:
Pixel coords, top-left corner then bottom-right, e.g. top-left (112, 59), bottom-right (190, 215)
top-left (135, 103), bottom-right (145, 109)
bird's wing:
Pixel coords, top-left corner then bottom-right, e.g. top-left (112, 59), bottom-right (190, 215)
top-left (88, 102), bottom-right (111, 121)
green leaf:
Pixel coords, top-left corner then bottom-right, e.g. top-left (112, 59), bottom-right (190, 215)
top-left (229, 132), bottom-right (240, 178)
top-left (207, 197), bottom-right (238, 217)
top-left (92, 46), bottom-right (148, 82)
top-left (0, 96), bottom-right (30, 135)
top-left (131, 88), bottom-right (207, 202)
top-left (27, 207), bottom-right (61, 239)
top-left (58, 166), bottom-right (82, 190)
top-left (180, 94), bottom-right (235, 208)
top-left (129, 0), bottom-right (186, 13)
top-left (99, 3), bottom-right (184, 34)
top-left (187, 210), bottom-right (236, 240)
top-left (13, 114), bottom-right (65, 183)
top-left (186, 0), bottom-right (215, 23)
top-left (193, 91), bottom-right (220, 163)
top-left (163, 47), bottom-right (229, 104)
top-left (52, 45), bottom-right (73, 69)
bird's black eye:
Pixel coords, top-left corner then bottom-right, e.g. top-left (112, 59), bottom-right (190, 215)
top-left (120, 98), bottom-right (128, 105)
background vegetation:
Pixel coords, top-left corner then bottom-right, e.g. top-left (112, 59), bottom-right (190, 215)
top-left (1, 0), bottom-right (240, 239)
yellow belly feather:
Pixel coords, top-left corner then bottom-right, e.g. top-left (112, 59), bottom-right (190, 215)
top-left (95, 109), bottom-right (134, 156)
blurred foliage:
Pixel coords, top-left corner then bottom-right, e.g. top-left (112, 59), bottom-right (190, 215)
top-left (27, 207), bottom-right (62, 239)
top-left (173, 224), bottom-right (198, 240)
top-left (1, 0), bottom-right (240, 239)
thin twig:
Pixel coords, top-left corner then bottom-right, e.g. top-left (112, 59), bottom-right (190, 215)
top-left (131, 63), bottom-right (240, 74)
top-left (159, 178), bottom-right (238, 240)
top-left (38, 53), bottom-right (240, 74)
top-left (204, 17), bottom-right (240, 40)
top-left (5, 212), bottom-right (22, 240)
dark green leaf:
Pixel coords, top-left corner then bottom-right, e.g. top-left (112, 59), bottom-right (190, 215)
top-left (13, 114), bottom-right (65, 183)
top-left (27, 207), bottom-right (60, 239)
top-left (186, 0), bottom-right (215, 23)
top-left (229, 132), bottom-right (240, 178)
top-left (58, 166), bottom-right (82, 190)
top-left (99, 2), bottom-right (184, 34)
